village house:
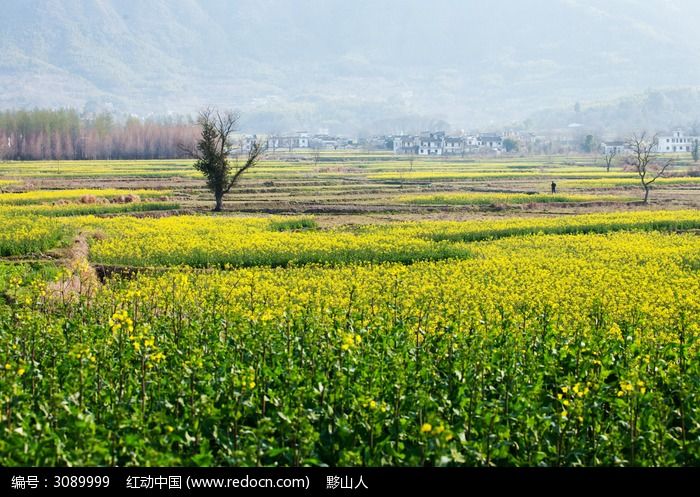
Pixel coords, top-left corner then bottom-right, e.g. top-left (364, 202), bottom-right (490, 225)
top-left (390, 132), bottom-right (506, 155)
top-left (312, 134), bottom-right (347, 150)
top-left (655, 130), bottom-right (698, 153)
top-left (443, 136), bottom-right (464, 155)
top-left (477, 134), bottom-right (503, 152)
top-left (599, 140), bottom-right (628, 155)
top-left (418, 132), bottom-right (445, 155)
top-left (463, 135), bottom-right (479, 152)
top-left (266, 132), bottom-right (309, 151)
top-left (392, 135), bottom-right (418, 154)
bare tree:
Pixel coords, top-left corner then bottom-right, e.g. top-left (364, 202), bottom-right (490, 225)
top-left (626, 133), bottom-right (673, 204)
top-left (182, 108), bottom-right (265, 212)
top-left (312, 146), bottom-right (321, 169)
top-left (692, 139), bottom-right (699, 163)
top-left (602, 148), bottom-right (617, 173)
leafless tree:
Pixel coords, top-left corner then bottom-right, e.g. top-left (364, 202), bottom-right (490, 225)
top-left (626, 133), bottom-right (673, 204)
top-left (312, 146), bottom-right (321, 168)
top-left (602, 149), bottom-right (617, 173)
top-left (181, 107), bottom-right (266, 212)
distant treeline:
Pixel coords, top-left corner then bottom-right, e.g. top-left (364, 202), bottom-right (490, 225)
top-left (0, 109), bottom-right (200, 160)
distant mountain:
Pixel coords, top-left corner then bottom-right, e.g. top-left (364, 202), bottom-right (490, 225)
top-left (3, 0), bottom-right (700, 134)
top-left (525, 88), bottom-right (700, 136)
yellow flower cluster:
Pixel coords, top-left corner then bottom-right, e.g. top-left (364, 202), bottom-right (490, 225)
top-left (3, 362), bottom-right (26, 376)
top-left (420, 422), bottom-right (453, 440)
top-left (0, 160), bottom-right (193, 178)
top-left (76, 214), bottom-right (469, 267)
top-left (99, 230), bottom-right (700, 364)
top-left (361, 398), bottom-right (389, 412)
top-left (0, 215), bottom-right (66, 256)
top-left (397, 192), bottom-right (630, 205)
top-left (232, 367), bottom-right (257, 391)
top-left (340, 332), bottom-right (362, 351)
top-left (0, 188), bottom-right (169, 205)
top-left (561, 177), bottom-right (700, 188)
top-left (369, 209), bottom-right (700, 244)
top-left (68, 344), bottom-right (95, 363)
top-left (56, 209), bottom-right (700, 268)
top-left (369, 170), bottom-right (640, 180)
top-left (617, 380), bottom-right (646, 397)
top-left (127, 323), bottom-right (165, 365)
top-left (109, 309), bottom-right (133, 335)
top-left (558, 383), bottom-right (592, 422)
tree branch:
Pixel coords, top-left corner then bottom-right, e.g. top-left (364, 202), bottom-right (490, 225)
top-left (177, 141), bottom-right (197, 158)
top-left (224, 141), bottom-right (266, 194)
top-left (646, 158), bottom-right (673, 185)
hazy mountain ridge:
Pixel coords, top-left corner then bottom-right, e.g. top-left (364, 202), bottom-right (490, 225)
top-left (2, 0), bottom-right (700, 133)
top-left (526, 88), bottom-right (700, 136)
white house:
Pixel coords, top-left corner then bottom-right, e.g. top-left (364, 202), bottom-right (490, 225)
top-left (463, 135), bottom-right (479, 152)
top-left (267, 132), bottom-right (310, 151)
top-left (656, 130), bottom-right (698, 154)
top-left (393, 135), bottom-right (418, 154)
top-left (297, 132), bottom-right (309, 148)
top-left (599, 140), bottom-right (628, 155)
top-left (443, 137), bottom-right (464, 155)
top-left (477, 134), bottom-right (503, 152)
top-left (418, 132), bottom-right (445, 155)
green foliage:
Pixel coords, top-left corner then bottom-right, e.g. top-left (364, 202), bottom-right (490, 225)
top-left (503, 138), bottom-right (519, 153)
top-left (269, 217), bottom-right (318, 231)
top-left (193, 117), bottom-right (227, 197)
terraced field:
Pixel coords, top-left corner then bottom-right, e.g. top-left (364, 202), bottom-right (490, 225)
top-left (1, 152), bottom-right (700, 466)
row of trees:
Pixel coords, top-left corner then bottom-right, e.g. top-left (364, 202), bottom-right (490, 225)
top-left (0, 109), bottom-right (201, 160)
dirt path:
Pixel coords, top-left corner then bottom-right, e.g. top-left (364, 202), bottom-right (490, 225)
top-left (46, 232), bottom-right (101, 301)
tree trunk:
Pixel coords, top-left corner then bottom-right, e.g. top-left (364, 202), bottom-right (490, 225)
top-left (643, 185), bottom-right (650, 204)
top-left (214, 193), bottom-right (223, 212)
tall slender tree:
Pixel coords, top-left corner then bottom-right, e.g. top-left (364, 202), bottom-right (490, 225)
top-left (186, 108), bottom-right (265, 212)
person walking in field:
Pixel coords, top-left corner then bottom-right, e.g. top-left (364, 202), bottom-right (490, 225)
top-left (551, 181), bottom-right (557, 194)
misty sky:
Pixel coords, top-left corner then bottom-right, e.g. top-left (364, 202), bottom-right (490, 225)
top-left (2, 0), bottom-right (700, 133)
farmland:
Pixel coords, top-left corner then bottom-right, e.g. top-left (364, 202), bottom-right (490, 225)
top-left (1, 153), bottom-right (700, 466)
